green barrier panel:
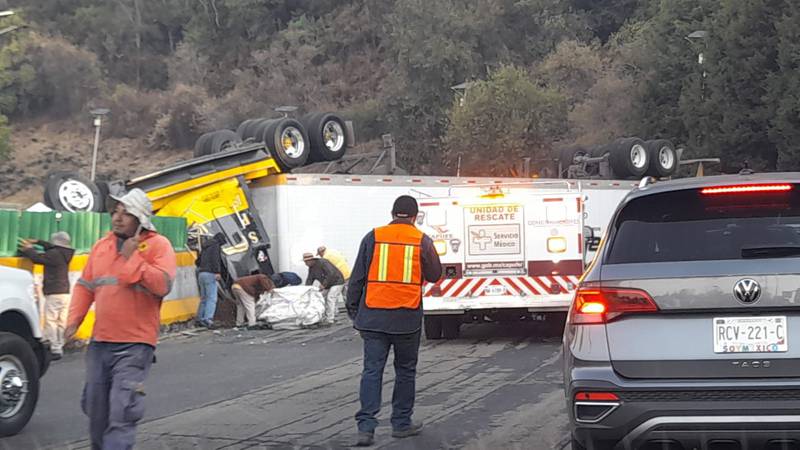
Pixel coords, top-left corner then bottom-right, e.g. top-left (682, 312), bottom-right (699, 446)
top-left (0, 210), bottom-right (187, 257)
top-left (152, 216), bottom-right (187, 251)
top-left (0, 210), bottom-right (20, 257)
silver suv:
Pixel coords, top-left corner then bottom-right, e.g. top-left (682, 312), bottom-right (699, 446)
top-left (564, 173), bottom-right (800, 450)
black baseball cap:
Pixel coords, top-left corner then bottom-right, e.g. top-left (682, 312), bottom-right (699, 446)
top-left (392, 195), bottom-right (419, 218)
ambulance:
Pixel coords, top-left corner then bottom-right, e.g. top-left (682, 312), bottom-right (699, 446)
top-left (416, 182), bottom-right (586, 339)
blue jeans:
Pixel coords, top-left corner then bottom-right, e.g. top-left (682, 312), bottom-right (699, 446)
top-left (196, 271), bottom-right (218, 324)
top-left (355, 330), bottom-right (421, 434)
top-left (82, 342), bottom-right (154, 450)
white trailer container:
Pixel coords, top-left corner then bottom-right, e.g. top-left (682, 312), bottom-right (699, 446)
top-left (250, 174), bottom-right (635, 284)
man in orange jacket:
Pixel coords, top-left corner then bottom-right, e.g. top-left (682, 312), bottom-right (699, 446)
top-left (346, 195), bottom-right (442, 446)
top-left (66, 188), bottom-right (176, 450)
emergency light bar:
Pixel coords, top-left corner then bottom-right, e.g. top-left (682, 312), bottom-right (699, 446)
top-left (480, 186), bottom-right (505, 199)
top-left (700, 184), bottom-right (793, 195)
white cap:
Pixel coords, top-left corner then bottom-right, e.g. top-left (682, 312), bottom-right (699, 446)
top-left (50, 231), bottom-right (71, 248)
top-left (110, 188), bottom-right (156, 231)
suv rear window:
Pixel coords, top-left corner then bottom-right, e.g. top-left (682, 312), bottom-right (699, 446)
top-left (606, 186), bottom-right (800, 264)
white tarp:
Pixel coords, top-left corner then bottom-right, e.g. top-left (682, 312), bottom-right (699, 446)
top-left (256, 286), bottom-right (326, 330)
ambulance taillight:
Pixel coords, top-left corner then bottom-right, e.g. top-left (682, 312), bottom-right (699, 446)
top-left (547, 236), bottom-right (567, 253)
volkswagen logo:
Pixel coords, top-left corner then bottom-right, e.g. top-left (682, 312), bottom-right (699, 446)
top-left (734, 279), bottom-right (761, 304)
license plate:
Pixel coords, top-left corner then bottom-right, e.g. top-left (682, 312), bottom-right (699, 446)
top-left (484, 285), bottom-right (506, 296)
top-left (713, 316), bottom-right (788, 353)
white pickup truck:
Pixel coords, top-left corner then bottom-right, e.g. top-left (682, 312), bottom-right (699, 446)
top-left (0, 265), bottom-right (50, 436)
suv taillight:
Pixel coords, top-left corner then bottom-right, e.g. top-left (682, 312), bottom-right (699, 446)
top-left (568, 287), bottom-right (658, 324)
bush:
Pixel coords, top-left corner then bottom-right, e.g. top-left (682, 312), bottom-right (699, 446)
top-left (24, 35), bottom-right (106, 118)
top-left (0, 115), bottom-right (11, 160)
top-left (102, 85), bottom-right (163, 139)
top-left (147, 84), bottom-right (210, 150)
top-left (101, 83), bottom-right (210, 150)
top-left (443, 66), bottom-right (568, 176)
top-left (339, 99), bottom-right (386, 143)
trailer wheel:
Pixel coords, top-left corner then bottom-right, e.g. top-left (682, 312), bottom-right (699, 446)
top-left (644, 139), bottom-right (678, 177)
top-left (423, 316), bottom-right (443, 340)
top-left (95, 180), bottom-right (111, 212)
top-left (260, 118), bottom-right (310, 169)
top-left (235, 119), bottom-right (256, 139)
top-left (301, 113), bottom-right (348, 161)
top-left (242, 118), bottom-right (270, 142)
top-left (44, 171), bottom-right (103, 213)
top-left (208, 130), bottom-right (241, 154)
top-left (609, 137), bottom-right (649, 179)
top-left (193, 132), bottom-right (214, 157)
top-left (442, 317), bottom-right (461, 339)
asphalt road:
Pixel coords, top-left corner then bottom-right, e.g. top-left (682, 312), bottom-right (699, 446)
top-left (2, 319), bottom-right (570, 450)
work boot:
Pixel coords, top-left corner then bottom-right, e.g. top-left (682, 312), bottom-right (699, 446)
top-left (392, 421), bottom-right (423, 438)
top-left (355, 431), bottom-right (374, 446)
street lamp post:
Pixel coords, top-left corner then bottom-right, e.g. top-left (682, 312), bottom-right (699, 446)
top-left (90, 108), bottom-right (110, 182)
top-left (686, 30), bottom-right (709, 155)
top-left (686, 30), bottom-right (708, 85)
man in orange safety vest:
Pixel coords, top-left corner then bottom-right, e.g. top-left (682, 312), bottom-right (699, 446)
top-left (346, 195), bottom-right (442, 446)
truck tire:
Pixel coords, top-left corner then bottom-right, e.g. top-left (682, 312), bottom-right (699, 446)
top-left (236, 119), bottom-right (256, 139)
top-left (442, 317), bottom-right (461, 339)
top-left (424, 316), bottom-right (443, 340)
top-left (0, 332), bottom-right (40, 437)
top-left (301, 112), bottom-right (348, 161)
top-left (241, 118), bottom-right (271, 142)
top-left (260, 118), bottom-right (310, 169)
top-left (644, 139), bottom-right (678, 177)
top-left (44, 171), bottom-right (103, 213)
top-left (193, 132), bottom-right (214, 157)
top-left (208, 130), bottom-right (241, 154)
top-left (543, 312), bottom-right (567, 336)
top-left (608, 137), bottom-right (648, 179)
top-left (95, 180), bottom-right (111, 212)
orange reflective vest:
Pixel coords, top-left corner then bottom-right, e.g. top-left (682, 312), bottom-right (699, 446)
top-left (365, 224), bottom-right (424, 309)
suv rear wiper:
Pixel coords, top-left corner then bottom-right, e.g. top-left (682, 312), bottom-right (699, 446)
top-left (741, 245), bottom-right (800, 258)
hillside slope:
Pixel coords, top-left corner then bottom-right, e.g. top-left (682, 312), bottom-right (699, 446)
top-left (0, 122), bottom-right (192, 208)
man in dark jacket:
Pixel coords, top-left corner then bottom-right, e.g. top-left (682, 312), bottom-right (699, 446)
top-left (195, 233), bottom-right (224, 328)
top-left (304, 253), bottom-right (345, 325)
top-left (20, 231), bottom-right (75, 360)
top-left (346, 195), bottom-right (442, 446)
